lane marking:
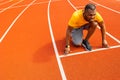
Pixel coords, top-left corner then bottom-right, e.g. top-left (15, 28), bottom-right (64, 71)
top-left (60, 45), bottom-right (120, 58)
top-left (0, 0), bottom-right (61, 42)
top-left (67, 0), bottom-right (77, 10)
top-left (0, 0), bottom-right (23, 13)
top-left (106, 32), bottom-right (120, 44)
top-left (0, 0), bottom-right (36, 42)
top-left (0, 0), bottom-right (61, 11)
top-left (47, 0), bottom-right (67, 80)
top-left (0, 0), bottom-right (10, 6)
top-left (97, 26), bottom-right (120, 44)
top-left (90, 0), bottom-right (120, 14)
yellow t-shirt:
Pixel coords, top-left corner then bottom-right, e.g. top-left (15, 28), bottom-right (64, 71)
top-left (68, 10), bottom-right (103, 28)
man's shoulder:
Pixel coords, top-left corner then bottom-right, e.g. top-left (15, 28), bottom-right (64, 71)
top-left (95, 11), bottom-right (103, 22)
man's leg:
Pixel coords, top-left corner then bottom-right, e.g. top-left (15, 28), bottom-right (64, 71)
top-left (71, 27), bottom-right (83, 46)
top-left (82, 21), bottom-right (97, 51)
top-left (85, 21), bottom-right (97, 41)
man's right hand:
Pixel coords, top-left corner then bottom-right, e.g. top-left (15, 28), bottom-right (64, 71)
top-left (64, 46), bottom-right (70, 54)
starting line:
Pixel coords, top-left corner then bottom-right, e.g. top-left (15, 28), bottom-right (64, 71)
top-left (60, 45), bottom-right (120, 58)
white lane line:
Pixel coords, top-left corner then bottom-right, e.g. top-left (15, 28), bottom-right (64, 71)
top-left (0, 0), bottom-right (10, 6)
top-left (60, 45), bottom-right (120, 58)
top-left (67, 0), bottom-right (77, 10)
top-left (47, 0), bottom-right (67, 80)
top-left (0, 0), bottom-right (61, 11)
top-left (0, 0), bottom-right (23, 13)
top-left (106, 32), bottom-right (120, 44)
top-left (90, 0), bottom-right (120, 14)
top-left (0, 0), bottom-right (36, 42)
top-left (97, 26), bottom-right (120, 44)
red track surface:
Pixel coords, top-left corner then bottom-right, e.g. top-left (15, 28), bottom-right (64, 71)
top-left (0, 0), bottom-right (120, 80)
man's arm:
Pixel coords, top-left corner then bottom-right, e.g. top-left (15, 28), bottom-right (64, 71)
top-left (98, 21), bottom-right (109, 48)
top-left (64, 26), bottom-right (73, 54)
top-left (66, 26), bottom-right (73, 46)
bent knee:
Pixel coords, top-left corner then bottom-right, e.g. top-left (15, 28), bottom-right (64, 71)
top-left (90, 21), bottom-right (98, 27)
top-left (73, 42), bottom-right (82, 47)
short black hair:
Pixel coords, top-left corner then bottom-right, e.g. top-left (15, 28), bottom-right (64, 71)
top-left (84, 3), bottom-right (96, 11)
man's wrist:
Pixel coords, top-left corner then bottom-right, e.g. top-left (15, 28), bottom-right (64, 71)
top-left (65, 45), bottom-right (70, 48)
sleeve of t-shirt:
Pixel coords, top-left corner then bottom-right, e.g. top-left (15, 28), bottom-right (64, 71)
top-left (95, 12), bottom-right (104, 22)
top-left (68, 12), bottom-right (79, 27)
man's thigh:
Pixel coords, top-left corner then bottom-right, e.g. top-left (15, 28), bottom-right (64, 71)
top-left (71, 24), bottom-right (90, 46)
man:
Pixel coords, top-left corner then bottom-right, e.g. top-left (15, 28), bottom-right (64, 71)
top-left (64, 3), bottom-right (109, 54)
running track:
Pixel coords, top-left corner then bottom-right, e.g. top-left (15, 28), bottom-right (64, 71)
top-left (0, 0), bottom-right (120, 80)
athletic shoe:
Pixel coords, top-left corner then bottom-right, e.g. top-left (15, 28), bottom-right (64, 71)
top-left (82, 40), bottom-right (92, 51)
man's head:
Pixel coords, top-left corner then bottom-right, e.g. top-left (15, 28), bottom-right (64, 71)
top-left (83, 3), bottom-right (96, 22)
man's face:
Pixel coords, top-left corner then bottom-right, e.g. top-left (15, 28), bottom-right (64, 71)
top-left (83, 9), bottom-right (96, 22)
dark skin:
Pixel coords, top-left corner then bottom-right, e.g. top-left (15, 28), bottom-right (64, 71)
top-left (64, 9), bottom-right (109, 54)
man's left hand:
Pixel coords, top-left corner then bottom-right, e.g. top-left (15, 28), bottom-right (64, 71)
top-left (102, 40), bottom-right (109, 48)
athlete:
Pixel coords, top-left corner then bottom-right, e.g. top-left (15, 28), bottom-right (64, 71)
top-left (64, 3), bottom-right (109, 54)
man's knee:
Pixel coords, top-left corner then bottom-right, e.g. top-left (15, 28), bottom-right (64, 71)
top-left (90, 21), bottom-right (98, 28)
top-left (73, 42), bottom-right (81, 47)
top-left (72, 39), bottom-right (83, 47)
